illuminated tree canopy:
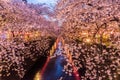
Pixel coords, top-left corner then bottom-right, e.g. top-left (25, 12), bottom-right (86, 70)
top-left (55, 0), bottom-right (120, 80)
top-left (0, 0), bottom-right (120, 80)
top-left (0, 0), bottom-right (57, 78)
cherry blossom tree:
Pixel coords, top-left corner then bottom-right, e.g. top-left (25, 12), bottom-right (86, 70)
top-left (55, 0), bottom-right (120, 80)
top-left (0, 0), bottom-right (57, 79)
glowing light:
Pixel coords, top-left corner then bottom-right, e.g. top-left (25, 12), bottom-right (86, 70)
top-left (84, 38), bottom-right (92, 43)
top-left (6, 31), bottom-right (12, 40)
top-left (34, 72), bottom-right (41, 80)
top-left (24, 32), bottom-right (29, 41)
top-left (34, 31), bottom-right (40, 37)
top-left (81, 32), bottom-right (88, 36)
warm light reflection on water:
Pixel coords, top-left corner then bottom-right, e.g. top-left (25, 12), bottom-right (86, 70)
top-left (34, 71), bottom-right (41, 80)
